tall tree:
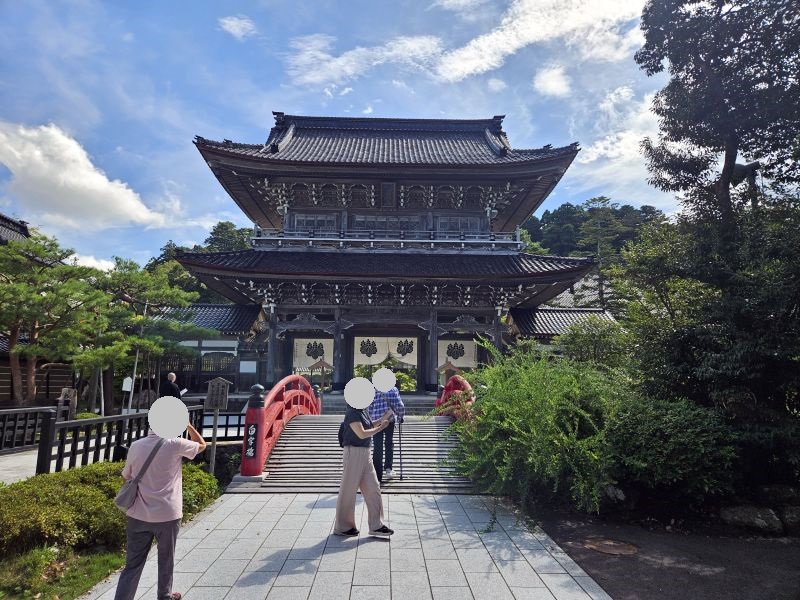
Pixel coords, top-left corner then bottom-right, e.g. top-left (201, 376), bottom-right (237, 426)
top-left (0, 233), bottom-right (109, 405)
top-left (540, 203), bottom-right (585, 255)
top-left (203, 221), bottom-right (252, 252)
top-left (636, 0), bottom-right (800, 239)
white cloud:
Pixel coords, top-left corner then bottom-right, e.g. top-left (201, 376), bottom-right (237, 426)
top-left (286, 33), bottom-right (443, 86)
top-left (0, 121), bottom-right (172, 232)
top-left (533, 66), bottom-right (571, 97)
top-left (391, 80), bottom-right (415, 94)
top-left (218, 15), bottom-right (257, 41)
top-left (362, 105), bottom-right (374, 115)
top-left (433, 0), bottom-right (487, 10)
top-left (286, 1), bottom-right (643, 87)
top-left (434, 0), bottom-right (643, 81)
top-left (487, 78), bottom-right (507, 92)
top-left (568, 91), bottom-right (674, 209)
top-left (72, 254), bottom-right (115, 271)
top-left (339, 87), bottom-right (353, 96)
top-left (569, 24), bottom-right (644, 62)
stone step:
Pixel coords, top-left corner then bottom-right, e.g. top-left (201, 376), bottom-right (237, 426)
top-left (227, 414), bottom-right (471, 495)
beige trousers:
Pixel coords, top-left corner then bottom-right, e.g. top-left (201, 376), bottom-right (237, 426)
top-left (334, 445), bottom-right (384, 533)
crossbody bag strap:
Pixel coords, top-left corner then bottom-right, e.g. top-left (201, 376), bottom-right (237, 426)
top-left (133, 438), bottom-right (166, 482)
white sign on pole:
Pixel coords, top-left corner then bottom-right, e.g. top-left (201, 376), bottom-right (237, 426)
top-left (122, 377), bottom-right (133, 392)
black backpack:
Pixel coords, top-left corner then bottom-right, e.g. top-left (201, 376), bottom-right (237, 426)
top-left (338, 421), bottom-right (346, 448)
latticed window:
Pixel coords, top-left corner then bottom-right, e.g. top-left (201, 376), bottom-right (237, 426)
top-left (464, 187), bottom-right (483, 210)
top-left (201, 352), bottom-right (236, 373)
top-left (294, 213), bottom-right (337, 231)
top-left (406, 186), bottom-right (426, 208)
top-left (436, 188), bottom-right (456, 208)
top-left (321, 184), bottom-right (338, 206)
top-left (437, 216), bottom-right (481, 233)
top-left (292, 184), bottom-right (311, 206)
top-left (350, 185), bottom-right (369, 208)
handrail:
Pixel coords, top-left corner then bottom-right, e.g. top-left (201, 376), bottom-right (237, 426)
top-left (254, 228), bottom-right (517, 242)
top-left (240, 375), bottom-right (319, 476)
top-left (436, 375), bottom-right (475, 420)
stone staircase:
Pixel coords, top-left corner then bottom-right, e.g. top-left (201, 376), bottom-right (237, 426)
top-left (227, 414), bottom-right (472, 495)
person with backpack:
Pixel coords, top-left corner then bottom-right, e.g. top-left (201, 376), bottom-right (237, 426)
top-left (334, 402), bottom-right (395, 538)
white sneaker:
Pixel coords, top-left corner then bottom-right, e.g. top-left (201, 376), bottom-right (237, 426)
top-left (384, 469), bottom-right (395, 480)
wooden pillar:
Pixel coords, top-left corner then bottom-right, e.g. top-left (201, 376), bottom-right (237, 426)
top-left (332, 309), bottom-right (346, 391)
top-left (265, 310), bottom-right (278, 388)
top-left (492, 313), bottom-right (504, 351)
top-left (426, 309), bottom-right (438, 393)
top-left (416, 335), bottom-right (425, 391)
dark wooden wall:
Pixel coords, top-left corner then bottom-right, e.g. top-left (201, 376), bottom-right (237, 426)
top-left (0, 355), bottom-right (74, 407)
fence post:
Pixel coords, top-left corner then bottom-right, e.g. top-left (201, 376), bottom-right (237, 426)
top-left (35, 409), bottom-right (57, 475)
top-left (112, 418), bottom-right (126, 462)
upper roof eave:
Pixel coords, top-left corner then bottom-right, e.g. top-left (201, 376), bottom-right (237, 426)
top-left (194, 136), bottom-right (579, 172)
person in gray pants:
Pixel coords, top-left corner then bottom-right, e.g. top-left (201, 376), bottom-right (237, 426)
top-left (115, 422), bottom-right (206, 600)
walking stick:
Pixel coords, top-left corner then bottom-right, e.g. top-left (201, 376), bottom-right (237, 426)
top-left (399, 420), bottom-right (403, 481)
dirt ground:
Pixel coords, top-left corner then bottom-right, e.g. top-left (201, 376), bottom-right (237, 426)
top-left (536, 508), bottom-right (800, 600)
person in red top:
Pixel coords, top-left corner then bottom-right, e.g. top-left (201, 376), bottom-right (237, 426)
top-left (114, 422), bottom-right (206, 600)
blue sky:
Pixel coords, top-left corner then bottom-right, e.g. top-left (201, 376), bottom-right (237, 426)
top-left (0, 0), bottom-right (670, 269)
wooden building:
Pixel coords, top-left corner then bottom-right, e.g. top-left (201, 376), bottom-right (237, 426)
top-left (155, 303), bottom-right (266, 393)
top-left (178, 113), bottom-right (594, 392)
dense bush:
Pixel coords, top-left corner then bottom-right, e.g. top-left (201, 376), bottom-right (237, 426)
top-left (0, 461), bottom-right (220, 558)
top-left (606, 396), bottom-right (738, 505)
top-left (553, 316), bottom-right (632, 368)
top-left (450, 342), bottom-right (627, 512)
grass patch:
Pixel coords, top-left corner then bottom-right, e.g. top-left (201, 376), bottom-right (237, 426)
top-left (0, 547), bottom-right (125, 599)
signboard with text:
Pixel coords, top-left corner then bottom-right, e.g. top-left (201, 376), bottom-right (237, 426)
top-left (204, 377), bottom-right (232, 410)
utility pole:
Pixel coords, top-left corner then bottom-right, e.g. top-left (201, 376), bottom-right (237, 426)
top-left (127, 299), bottom-right (149, 413)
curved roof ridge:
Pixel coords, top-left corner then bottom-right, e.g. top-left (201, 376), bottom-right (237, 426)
top-left (272, 111), bottom-right (506, 132)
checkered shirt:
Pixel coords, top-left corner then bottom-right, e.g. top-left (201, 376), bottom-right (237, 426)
top-left (368, 387), bottom-right (405, 423)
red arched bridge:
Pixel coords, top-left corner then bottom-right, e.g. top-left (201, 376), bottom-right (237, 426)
top-left (230, 374), bottom-right (474, 495)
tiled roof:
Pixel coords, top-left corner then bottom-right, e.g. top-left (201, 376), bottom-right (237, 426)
top-left (195, 113), bottom-right (579, 166)
top-left (547, 274), bottom-right (606, 308)
top-left (177, 249), bottom-right (593, 282)
top-left (156, 304), bottom-right (262, 335)
top-left (510, 307), bottom-right (615, 339)
top-left (0, 212), bottom-right (30, 243)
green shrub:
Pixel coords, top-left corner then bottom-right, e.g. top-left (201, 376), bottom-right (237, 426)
top-left (0, 460), bottom-right (221, 558)
top-left (181, 463), bottom-right (222, 521)
top-left (553, 316), bottom-right (631, 368)
top-left (450, 342), bottom-right (627, 512)
top-left (606, 396), bottom-right (738, 504)
top-left (76, 412), bottom-right (100, 420)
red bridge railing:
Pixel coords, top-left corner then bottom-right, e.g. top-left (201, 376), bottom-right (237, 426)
top-left (435, 375), bottom-right (475, 420)
top-left (240, 375), bottom-right (319, 476)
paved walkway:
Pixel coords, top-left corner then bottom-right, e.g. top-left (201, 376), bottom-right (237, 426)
top-left (0, 448), bottom-right (38, 484)
top-left (80, 493), bottom-right (612, 600)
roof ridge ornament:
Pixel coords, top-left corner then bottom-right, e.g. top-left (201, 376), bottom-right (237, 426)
top-left (484, 128), bottom-right (509, 157)
top-left (270, 122), bottom-right (296, 153)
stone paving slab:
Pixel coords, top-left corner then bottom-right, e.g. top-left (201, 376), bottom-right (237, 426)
top-left (79, 494), bottom-right (612, 600)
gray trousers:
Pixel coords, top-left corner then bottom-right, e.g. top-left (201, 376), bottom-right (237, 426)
top-left (114, 516), bottom-right (181, 600)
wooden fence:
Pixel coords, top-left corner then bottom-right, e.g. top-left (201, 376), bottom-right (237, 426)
top-left (0, 405), bottom-right (72, 455)
top-left (35, 406), bottom-right (205, 474)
